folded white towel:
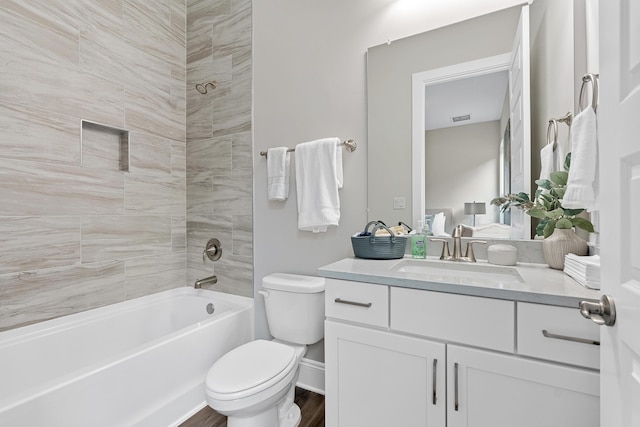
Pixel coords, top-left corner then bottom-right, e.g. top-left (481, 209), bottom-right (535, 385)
top-left (564, 254), bottom-right (601, 289)
top-left (295, 137), bottom-right (343, 233)
top-left (539, 143), bottom-right (555, 182)
top-left (563, 106), bottom-right (598, 209)
top-left (267, 147), bottom-right (290, 201)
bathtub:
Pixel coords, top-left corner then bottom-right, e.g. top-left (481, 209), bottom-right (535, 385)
top-left (0, 287), bottom-right (254, 426)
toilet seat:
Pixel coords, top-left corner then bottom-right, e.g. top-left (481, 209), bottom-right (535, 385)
top-left (206, 340), bottom-right (297, 402)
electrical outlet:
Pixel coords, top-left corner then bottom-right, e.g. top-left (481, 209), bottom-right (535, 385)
top-left (393, 197), bottom-right (406, 209)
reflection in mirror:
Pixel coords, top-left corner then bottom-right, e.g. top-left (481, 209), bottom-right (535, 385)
top-left (417, 5), bottom-right (531, 240)
top-left (424, 70), bottom-right (510, 232)
top-left (367, 0), bottom-right (602, 245)
top-left (411, 47), bottom-right (531, 240)
top-left (367, 6), bottom-right (524, 238)
top-left (367, 1), bottom-right (588, 241)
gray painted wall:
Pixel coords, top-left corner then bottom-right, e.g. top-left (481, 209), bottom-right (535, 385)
top-left (530, 0), bottom-right (575, 191)
top-left (425, 121), bottom-right (502, 229)
top-left (252, 0), bottom-right (525, 362)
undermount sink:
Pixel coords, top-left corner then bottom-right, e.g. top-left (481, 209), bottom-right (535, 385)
top-left (389, 259), bottom-right (524, 286)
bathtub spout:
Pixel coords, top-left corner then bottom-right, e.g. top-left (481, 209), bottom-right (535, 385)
top-left (194, 275), bottom-right (218, 289)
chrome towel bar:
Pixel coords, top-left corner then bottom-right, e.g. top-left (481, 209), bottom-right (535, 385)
top-left (260, 139), bottom-right (357, 158)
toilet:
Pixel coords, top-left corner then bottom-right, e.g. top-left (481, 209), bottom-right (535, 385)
top-left (205, 273), bottom-right (325, 427)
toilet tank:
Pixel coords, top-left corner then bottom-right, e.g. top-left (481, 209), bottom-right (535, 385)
top-left (261, 273), bottom-right (325, 345)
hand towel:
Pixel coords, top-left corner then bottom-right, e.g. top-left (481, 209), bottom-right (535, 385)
top-left (538, 143), bottom-right (555, 182)
top-left (563, 106), bottom-right (598, 209)
top-left (295, 137), bottom-right (343, 233)
top-left (267, 147), bottom-right (290, 201)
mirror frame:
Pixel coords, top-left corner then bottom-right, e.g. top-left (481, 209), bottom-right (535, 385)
top-left (411, 53), bottom-right (512, 228)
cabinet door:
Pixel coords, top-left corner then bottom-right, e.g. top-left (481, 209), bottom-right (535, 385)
top-left (447, 345), bottom-right (599, 427)
top-left (325, 320), bottom-right (446, 427)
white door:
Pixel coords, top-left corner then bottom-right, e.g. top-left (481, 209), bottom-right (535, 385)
top-left (596, 1), bottom-right (640, 425)
top-left (508, 5), bottom-right (531, 239)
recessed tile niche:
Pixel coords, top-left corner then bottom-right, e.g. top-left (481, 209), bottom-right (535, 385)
top-left (81, 120), bottom-right (130, 172)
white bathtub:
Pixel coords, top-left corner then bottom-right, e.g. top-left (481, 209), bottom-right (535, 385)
top-left (0, 287), bottom-right (254, 426)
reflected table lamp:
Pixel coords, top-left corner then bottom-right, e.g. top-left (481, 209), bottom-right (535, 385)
top-left (464, 201), bottom-right (486, 227)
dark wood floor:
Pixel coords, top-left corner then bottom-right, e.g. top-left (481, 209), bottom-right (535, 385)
top-left (179, 387), bottom-right (325, 427)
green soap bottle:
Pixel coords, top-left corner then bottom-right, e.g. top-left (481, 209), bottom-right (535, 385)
top-left (411, 220), bottom-right (427, 259)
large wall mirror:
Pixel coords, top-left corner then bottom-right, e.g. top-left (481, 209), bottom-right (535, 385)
top-left (367, 0), bottom-right (594, 240)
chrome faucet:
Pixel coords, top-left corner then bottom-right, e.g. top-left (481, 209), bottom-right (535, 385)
top-left (194, 274), bottom-right (218, 289)
top-left (451, 225), bottom-right (464, 260)
top-left (431, 225), bottom-right (487, 262)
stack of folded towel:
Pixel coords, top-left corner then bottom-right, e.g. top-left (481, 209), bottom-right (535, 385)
top-left (563, 253), bottom-right (601, 290)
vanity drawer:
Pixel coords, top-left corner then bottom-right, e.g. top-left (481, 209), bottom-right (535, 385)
top-left (390, 287), bottom-right (515, 353)
top-left (517, 302), bottom-right (600, 370)
top-left (325, 279), bottom-right (389, 328)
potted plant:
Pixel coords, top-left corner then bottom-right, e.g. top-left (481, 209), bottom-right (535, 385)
top-left (491, 154), bottom-right (594, 269)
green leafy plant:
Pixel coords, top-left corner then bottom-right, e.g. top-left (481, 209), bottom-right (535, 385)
top-left (491, 153), bottom-right (595, 238)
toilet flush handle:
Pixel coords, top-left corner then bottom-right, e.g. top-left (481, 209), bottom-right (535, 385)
top-left (258, 290), bottom-right (269, 299)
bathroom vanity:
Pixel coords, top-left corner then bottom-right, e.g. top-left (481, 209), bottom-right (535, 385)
top-left (319, 257), bottom-right (601, 427)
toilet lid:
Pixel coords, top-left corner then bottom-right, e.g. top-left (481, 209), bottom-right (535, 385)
top-left (206, 340), bottom-right (296, 396)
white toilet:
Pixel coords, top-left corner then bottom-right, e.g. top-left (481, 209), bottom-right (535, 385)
top-left (205, 273), bottom-right (325, 427)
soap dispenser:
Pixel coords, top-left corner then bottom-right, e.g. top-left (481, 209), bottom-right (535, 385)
top-left (411, 220), bottom-right (427, 259)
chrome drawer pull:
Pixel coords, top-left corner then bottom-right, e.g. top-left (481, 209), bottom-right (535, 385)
top-left (334, 298), bottom-right (372, 308)
top-left (432, 359), bottom-right (438, 405)
top-left (454, 362), bottom-right (459, 411)
top-left (541, 329), bottom-right (600, 346)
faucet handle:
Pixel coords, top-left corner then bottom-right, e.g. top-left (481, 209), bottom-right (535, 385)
top-left (430, 238), bottom-right (450, 260)
top-left (465, 240), bottom-right (487, 262)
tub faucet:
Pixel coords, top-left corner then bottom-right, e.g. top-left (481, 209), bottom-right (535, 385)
top-left (194, 274), bottom-right (218, 289)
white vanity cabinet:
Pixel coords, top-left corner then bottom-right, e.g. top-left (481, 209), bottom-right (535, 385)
top-left (325, 279), bottom-right (600, 427)
top-left (324, 280), bottom-right (446, 426)
top-left (447, 345), bottom-right (599, 427)
top-left (325, 321), bottom-right (446, 426)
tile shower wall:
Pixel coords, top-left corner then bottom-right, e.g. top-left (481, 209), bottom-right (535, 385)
top-left (0, 1), bottom-right (187, 331)
top-left (186, 0), bottom-right (253, 297)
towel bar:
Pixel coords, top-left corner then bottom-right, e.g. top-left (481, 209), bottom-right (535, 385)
top-left (260, 139), bottom-right (356, 157)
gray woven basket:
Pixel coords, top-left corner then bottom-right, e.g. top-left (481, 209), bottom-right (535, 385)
top-left (351, 221), bottom-right (408, 260)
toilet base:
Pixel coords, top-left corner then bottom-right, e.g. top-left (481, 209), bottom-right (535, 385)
top-left (225, 401), bottom-right (301, 427)
top-left (279, 402), bottom-right (301, 427)
top-left (227, 405), bottom-right (279, 427)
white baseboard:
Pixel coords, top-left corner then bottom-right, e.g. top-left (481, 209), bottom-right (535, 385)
top-left (296, 358), bottom-right (325, 395)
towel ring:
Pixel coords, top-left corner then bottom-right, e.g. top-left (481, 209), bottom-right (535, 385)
top-left (546, 112), bottom-right (572, 149)
top-left (579, 73), bottom-right (599, 112)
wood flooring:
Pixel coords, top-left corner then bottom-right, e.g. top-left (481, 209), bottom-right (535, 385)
top-left (179, 387), bottom-right (325, 427)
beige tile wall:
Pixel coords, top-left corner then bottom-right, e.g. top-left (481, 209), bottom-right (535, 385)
top-left (0, 1), bottom-right (188, 331)
top-left (186, 0), bottom-right (253, 297)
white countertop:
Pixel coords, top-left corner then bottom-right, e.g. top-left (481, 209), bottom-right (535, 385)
top-left (318, 256), bottom-right (601, 308)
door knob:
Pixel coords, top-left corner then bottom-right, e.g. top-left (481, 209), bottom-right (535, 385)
top-left (579, 294), bottom-right (616, 326)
